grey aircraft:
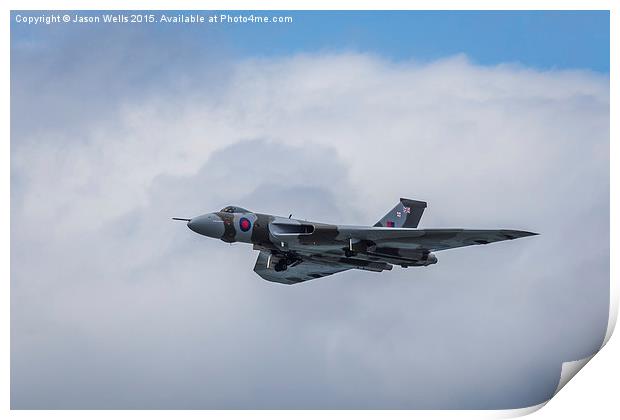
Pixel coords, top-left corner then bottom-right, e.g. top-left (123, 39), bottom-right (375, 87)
top-left (173, 198), bottom-right (537, 285)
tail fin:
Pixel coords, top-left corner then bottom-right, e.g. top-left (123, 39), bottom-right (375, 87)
top-left (374, 198), bottom-right (427, 228)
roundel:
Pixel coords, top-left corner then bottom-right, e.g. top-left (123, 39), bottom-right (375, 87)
top-left (239, 217), bottom-right (252, 232)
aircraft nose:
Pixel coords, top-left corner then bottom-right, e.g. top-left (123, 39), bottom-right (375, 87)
top-left (187, 213), bottom-right (225, 238)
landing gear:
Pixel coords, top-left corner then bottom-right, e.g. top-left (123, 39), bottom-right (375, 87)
top-left (344, 250), bottom-right (356, 258)
top-left (271, 252), bottom-right (302, 272)
top-left (274, 259), bottom-right (288, 272)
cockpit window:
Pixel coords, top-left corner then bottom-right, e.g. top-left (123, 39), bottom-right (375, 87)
top-left (220, 206), bottom-right (250, 213)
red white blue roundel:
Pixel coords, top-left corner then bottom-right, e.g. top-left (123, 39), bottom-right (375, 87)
top-left (239, 217), bottom-right (252, 232)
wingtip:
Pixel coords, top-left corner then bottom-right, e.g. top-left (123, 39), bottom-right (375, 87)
top-left (502, 229), bottom-right (540, 239)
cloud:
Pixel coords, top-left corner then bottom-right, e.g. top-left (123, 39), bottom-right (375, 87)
top-left (11, 46), bottom-right (609, 408)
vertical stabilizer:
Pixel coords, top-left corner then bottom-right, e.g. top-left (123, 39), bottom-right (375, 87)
top-left (374, 198), bottom-right (427, 228)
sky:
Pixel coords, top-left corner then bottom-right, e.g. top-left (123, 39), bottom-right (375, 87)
top-left (10, 10), bottom-right (609, 409)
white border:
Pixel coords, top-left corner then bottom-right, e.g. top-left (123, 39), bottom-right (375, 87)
top-left (3, 1), bottom-right (616, 418)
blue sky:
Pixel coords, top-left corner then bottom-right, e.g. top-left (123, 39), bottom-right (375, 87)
top-left (223, 11), bottom-right (610, 72)
top-left (12, 10), bottom-right (610, 72)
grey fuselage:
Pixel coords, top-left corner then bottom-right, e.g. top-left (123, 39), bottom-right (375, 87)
top-left (185, 206), bottom-right (441, 269)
